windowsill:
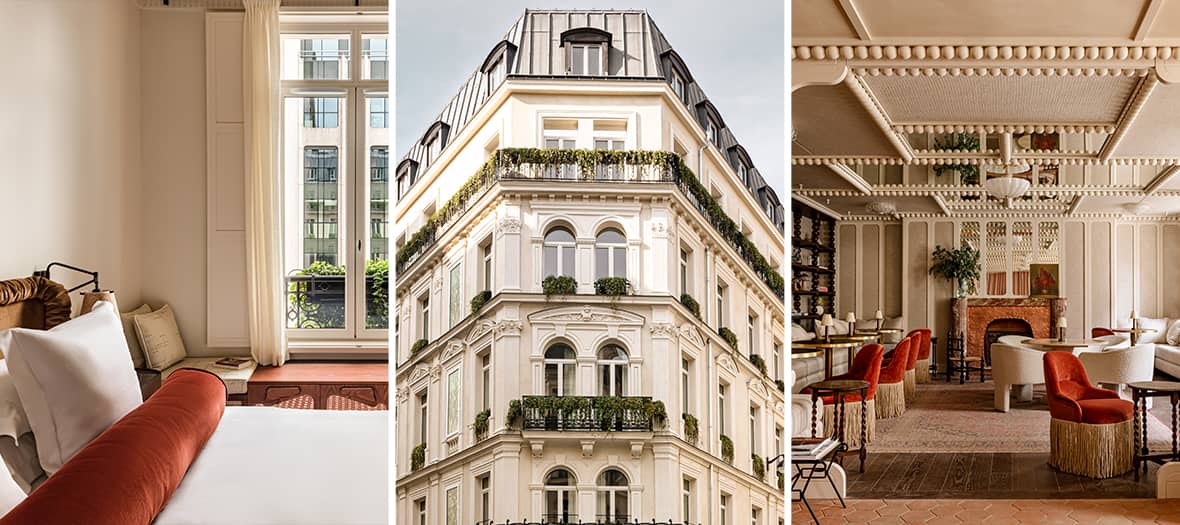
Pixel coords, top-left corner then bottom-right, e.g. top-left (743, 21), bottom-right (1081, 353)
top-left (288, 341), bottom-right (388, 361)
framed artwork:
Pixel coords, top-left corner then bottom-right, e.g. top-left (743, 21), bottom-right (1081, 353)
top-left (1030, 263), bottom-right (1060, 297)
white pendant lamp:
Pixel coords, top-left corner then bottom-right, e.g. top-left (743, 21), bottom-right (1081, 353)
top-left (983, 164), bottom-right (1032, 206)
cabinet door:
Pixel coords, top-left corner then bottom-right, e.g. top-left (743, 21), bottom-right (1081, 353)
top-left (322, 384), bottom-right (387, 410)
top-left (249, 384), bottom-right (322, 409)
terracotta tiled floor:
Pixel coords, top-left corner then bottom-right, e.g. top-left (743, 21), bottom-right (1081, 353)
top-left (793, 499), bottom-right (1180, 524)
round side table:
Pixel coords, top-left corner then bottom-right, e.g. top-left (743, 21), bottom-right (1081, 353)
top-left (1129, 380), bottom-right (1180, 482)
top-left (809, 379), bottom-right (871, 473)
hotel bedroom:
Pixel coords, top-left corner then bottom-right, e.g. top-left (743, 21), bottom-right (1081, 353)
top-left (0, 1), bottom-right (389, 524)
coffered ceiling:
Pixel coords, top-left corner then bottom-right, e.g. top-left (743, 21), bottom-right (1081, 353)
top-left (792, 0), bottom-right (1180, 220)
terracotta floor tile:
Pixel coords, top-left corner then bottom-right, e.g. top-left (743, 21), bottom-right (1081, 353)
top-left (898, 509), bottom-right (935, 524)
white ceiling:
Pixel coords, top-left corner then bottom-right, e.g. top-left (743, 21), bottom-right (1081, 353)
top-left (792, 0), bottom-right (1180, 220)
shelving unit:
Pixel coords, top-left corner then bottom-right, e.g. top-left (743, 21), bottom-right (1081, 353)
top-left (792, 201), bottom-right (837, 329)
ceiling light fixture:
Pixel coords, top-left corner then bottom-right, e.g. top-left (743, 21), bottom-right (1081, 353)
top-left (983, 164), bottom-right (1032, 207)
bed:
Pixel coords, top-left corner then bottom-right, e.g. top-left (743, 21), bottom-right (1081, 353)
top-left (0, 277), bottom-right (388, 525)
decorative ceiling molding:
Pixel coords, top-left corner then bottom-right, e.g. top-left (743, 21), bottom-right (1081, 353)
top-left (836, 0), bottom-right (872, 40)
top-left (856, 66), bottom-right (1150, 78)
top-left (825, 163), bottom-right (873, 194)
top-left (1135, 0), bottom-right (1167, 41)
top-left (837, 211), bottom-right (1180, 221)
top-left (1068, 196), bottom-right (1085, 215)
top-left (895, 123), bottom-right (1115, 133)
top-left (790, 194), bottom-right (843, 219)
top-left (795, 186), bottom-right (1180, 198)
top-left (844, 75), bottom-right (915, 161)
top-left (1145, 165), bottom-right (1180, 194)
top-left (933, 195), bottom-right (951, 216)
top-left (1099, 71), bottom-right (1159, 161)
top-left (792, 45), bottom-right (1180, 62)
top-left (793, 155), bottom-right (1180, 166)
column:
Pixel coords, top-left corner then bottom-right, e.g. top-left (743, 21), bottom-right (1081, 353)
top-left (495, 204), bottom-right (522, 293)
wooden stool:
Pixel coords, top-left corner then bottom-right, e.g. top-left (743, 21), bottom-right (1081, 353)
top-left (945, 332), bottom-right (984, 384)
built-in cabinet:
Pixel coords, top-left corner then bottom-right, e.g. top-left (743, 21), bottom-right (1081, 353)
top-left (791, 202), bottom-right (836, 329)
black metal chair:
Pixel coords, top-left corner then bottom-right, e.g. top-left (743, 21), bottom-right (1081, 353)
top-left (945, 331), bottom-right (984, 384)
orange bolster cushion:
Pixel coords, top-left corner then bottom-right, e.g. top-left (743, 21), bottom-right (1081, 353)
top-left (0, 369), bottom-right (225, 525)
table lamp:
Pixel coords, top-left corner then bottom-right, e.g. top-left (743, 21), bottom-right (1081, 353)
top-left (874, 309), bottom-right (884, 331)
top-left (821, 314), bottom-right (833, 343)
top-left (1057, 316), bottom-right (1067, 342)
top-left (33, 262), bottom-right (116, 316)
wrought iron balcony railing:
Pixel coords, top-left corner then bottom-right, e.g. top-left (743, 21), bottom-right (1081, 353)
top-left (285, 273), bottom-right (389, 329)
top-left (395, 148), bottom-right (785, 298)
top-left (519, 395), bottom-right (656, 432)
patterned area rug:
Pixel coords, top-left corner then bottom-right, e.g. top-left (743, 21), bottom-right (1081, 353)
top-left (870, 381), bottom-right (1173, 453)
top-left (267, 394), bottom-right (386, 411)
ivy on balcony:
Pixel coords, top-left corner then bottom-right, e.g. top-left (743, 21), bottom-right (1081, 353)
top-left (748, 354), bottom-right (768, 376)
top-left (718, 327), bottom-right (739, 351)
top-left (752, 453), bottom-right (765, 479)
top-left (473, 409), bottom-right (490, 440)
top-left (470, 290), bottom-right (492, 313)
top-left (505, 396), bottom-right (666, 432)
top-left (720, 434), bottom-right (734, 464)
top-left (410, 443), bottom-right (425, 471)
top-left (593, 277), bottom-right (632, 297)
top-left (542, 275), bottom-right (577, 296)
top-left (393, 148), bottom-right (785, 298)
top-left (410, 338), bottom-right (429, 356)
top-left (286, 259), bottom-right (388, 329)
top-left (682, 413), bottom-right (699, 444)
top-left (679, 293), bottom-right (701, 319)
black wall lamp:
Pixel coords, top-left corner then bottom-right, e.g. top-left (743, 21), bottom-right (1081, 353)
top-left (33, 262), bottom-right (100, 293)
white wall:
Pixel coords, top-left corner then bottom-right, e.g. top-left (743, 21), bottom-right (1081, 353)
top-left (0, 0), bottom-right (144, 310)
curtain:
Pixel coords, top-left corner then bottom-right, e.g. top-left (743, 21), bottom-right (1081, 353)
top-left (1012, 270), bottom-right (1030, 297)
top-left (243, 0), bottom-right (287, 366)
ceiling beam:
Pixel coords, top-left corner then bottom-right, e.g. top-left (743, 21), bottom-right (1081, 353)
top-left (791, 194), bottom-right (844, 220)
top-left (933, 195), bottom-right (952, 217)
top-left (825, 163), bottom-right (874, 195)
top-left (836, 0), bottom-right (872, 40)
top-left (1068, 196), bottom-right (1085, 215)
top-left (1135, 0), bottom-right (1167, 41)
top-left (843, 75), bottom-right (915, 163)
top-left (1145, 164), bottom-right (1180, 194)
top-left (795, 186), bottom-right (1179, 197)
top-left (1100, 72), bottom-right (1160, 162)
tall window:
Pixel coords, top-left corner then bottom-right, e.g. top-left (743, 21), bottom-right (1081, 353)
top-left (705, 117), bottom-right (719, 146)
top-left (747, 313), bottom-right (758, 355)
top-left (282, 23), bottom-right (388, 343)
top-left (478, 474), bottom-right (491, 523)
top-left (720, 494), bottom-right (730, 525)
top-left (596, 469), bottom-right (629, 522)
top-left (416, 391), bottom-right (428, 444)
top-left (486, 55), bottom-right (506, 93)
top-left (682, 478), bottom-right (694, 522)
top-left (670, 69), bottom-right (685, 99)
top-left (480, 352), bottom-right (492, 411)
top-left (679, 247), bottom-right (691, 295)
top-left (448, 263), bottom-right (462, 328)
top-left (418, 292), bottom-right (430, 341)
top-left (597, 345), bottom-right (628, 396)
top-left (749, 404), bottom-right (760, 455)
top-left (544, 343), bottom-right (576, 396)
top-left (569, 43), bottom-right (603, 75)
top-left (595, 228), bottom-right (627, 279)
top-left (681, 357), bottom-right (692, 419)
top-left (446, 368), bottom-right (461, 437)
top-left (718, 383), bottom-right (728, 435)
top-left (751, 506), bottom-right (761, 525)
top-left (544, 469), bottom-right (576, 524)
top-left (716, 282), bottom-right (727, 328)
top-left (773, 341), bottom-right (782, 380)
top-left (303, 98), bottom-right (339, 128)
top-left (543, 226), bottom-right (576, 278)
top-left (303, 147), bottom-right (339, 267)
top-left (481, 238), bottom-right (494, 291)
top-left (445, 487), bottom-right (458, 525)
top-left (415, 498), bottom-right (427, 525)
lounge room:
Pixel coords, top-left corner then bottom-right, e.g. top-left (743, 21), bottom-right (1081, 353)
top-left (0, 1), bottom-right (388, 523)
top-left (791, 1), bottom-right (1180, 523)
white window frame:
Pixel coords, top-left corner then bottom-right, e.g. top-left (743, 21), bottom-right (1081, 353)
top-left (448, 262), bottom-right (462, 328)
top-left (281, 19), bottom-right (388, 346)
top-left (544, 344), bottom-right (577, 397)
top-left (445, 367), bottom-right (461, 438)
top-left (594, 228), bottom-right (628, 280)
top-left (682, 477), bottom-right (694, 521)
top-left (680, 247), bottom-right (691, 296)
top-left (716, 282), bottom-right (727, 328)
top-left (444, 485), bottom-right (459, 525)
top-left (596, 345), bottom-right (629, 397)
top-left (718, 383), bottom-right (728, 436)
top-left (671, 69), bottom-right (685, 99)
top-left (543, 227), bottom-right (577, 278)
top-left (481, 238), bottom-right (494, 291)
top-left (417, 390), bottom-right (428, 445)
top-left (568, 43), bottom-right (603, 75)
top-left (480, 350), bottom-right (492, 412)
top-left (415, 498), bottom-right (427, 525)
top-left (418, 291), bottom-right (430, 341)
top-left (478, 474), bottom-right (491, 523)
top-left (595, 469), bottom-right (630, 521)
top-left (748, 312), bottom-right (758, 355)
top-left (749, 403), bottom-right (760, 455)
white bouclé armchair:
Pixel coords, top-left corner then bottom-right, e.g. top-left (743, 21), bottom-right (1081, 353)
top-left (1079, 344), bottom-right (1155, 400)
top-left (991, 342), bottom-right (1045, 412)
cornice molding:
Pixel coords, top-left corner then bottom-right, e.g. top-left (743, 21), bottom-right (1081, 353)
top-left (896, 123), bottom-right (1115, 134)
top-left (792, 44), bottom-right (1180, 62)
top-left (795, 186), bottom-right (1180, 198)
top-left (1100, 71), bottom-right (1159, 161)
top-left (840, 212), bottom-right (1180, 221)
top-left (844, 75), bottom-right (914, 161)
top-left (793, 155), bottom-right (1180, 166)
top-left (856, 65), bottom-right (1150, 78)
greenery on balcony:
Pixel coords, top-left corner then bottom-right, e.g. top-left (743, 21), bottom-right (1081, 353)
top-left (285, 259), bottom-right (388, 329)
top-left (720, 434), bottom-right (734, 464)
top-left (748, 354), bottom-right (768, 376)
top-left (505, 396), bottom-right (665, 432)
top-left (473, 409), bottom-right (491, 440)
top-left (410, 338), bottom-right (429, 356)
top-left (752, 454), bottom-right (765, 479)
top-left (594, 277), bottom-right (632, 297)
top-left (679, 293), bottom-right (700, 319)
top-left (776, 379), bottom-right (786, 393)
top-left (411, 443), bottom-right (425, 471)
top-left (682, 413), bottom-right (699, 444)
top-left (778, 470), bottom-right (785, 490)
top-left (470, 290), bottom-right (492, 313)
top-left (393, 148), bottom-right (785, 298)
top-left (542, 275), bottom-right (578, 296)
top-left (718, 327), bottom-right (739, 351)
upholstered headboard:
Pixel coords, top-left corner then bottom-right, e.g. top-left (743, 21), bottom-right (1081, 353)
top-left (0, 277), bottom-right (71, 332)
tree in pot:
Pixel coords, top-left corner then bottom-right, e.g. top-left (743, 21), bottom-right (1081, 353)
top-left (929, 245), bottom-right (981, 298)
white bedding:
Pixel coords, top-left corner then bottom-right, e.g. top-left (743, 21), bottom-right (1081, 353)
top-left (153, 406), bottom-right (388, 525)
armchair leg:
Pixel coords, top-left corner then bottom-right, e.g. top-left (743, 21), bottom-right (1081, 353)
top-left (1016, 384), bottom-right (1033, 403)
top-left (995, 384), bottom-right (1011, 412)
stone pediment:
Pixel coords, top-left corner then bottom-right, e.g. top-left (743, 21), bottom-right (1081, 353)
top-left (716, 353), bottom-right (738, 376)
top-left (528, 305), bottom-right (645, 325)
top-left (464, 319), bottom-right (496, 344)
top-left (679, 323), bottom-right (705, 348)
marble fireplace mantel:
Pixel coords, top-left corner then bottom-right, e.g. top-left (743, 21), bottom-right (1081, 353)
top-left (951, 297), bottom-right (1068, 359)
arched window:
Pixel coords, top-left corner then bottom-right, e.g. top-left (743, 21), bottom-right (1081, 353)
top-left (596, 469), bottom-right (629, 522)
top-left (596, 344), bottom-right (628, 396)
top-left (595, 228), bottom-right (627, 279)
top-left (544, 343), bottom-right (576, 396)
top-left (544, 468), bottom-right (577, 523)
top-left (543, 226), bottom-right (576, 278)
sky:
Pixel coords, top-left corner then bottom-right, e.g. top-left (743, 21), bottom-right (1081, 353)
top-left (394, 0), bottom-right (786, 197)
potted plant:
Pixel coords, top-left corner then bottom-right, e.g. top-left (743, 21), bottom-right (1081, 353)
top-left (929, 245), bottom-right (981, 298)
top-left (932, 132), bottom-right (981, 186)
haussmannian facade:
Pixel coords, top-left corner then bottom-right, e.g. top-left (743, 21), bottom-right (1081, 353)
top-left (393, 10), bottom-right (786, 525)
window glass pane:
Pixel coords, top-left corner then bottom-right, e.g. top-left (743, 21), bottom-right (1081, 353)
top-left (563, 363), bottom-right (575, 394)
top-left (370, 98), bottom-right (389, 129)
top-left (588, 45), bottom-right (602, 75)
top-left (572, 46), bottom-right (584, 74)
top-left (613, 249), bottom-right (626, 278)
top-left (445, 487), bottom-right (458, 525)
top-left (561, 246), bottom-right (574, 276)
top-left (446, 369), bottom-right (460, 434)
top-left (362, 35), bottom-right (388, 80)
top-left (282, 35), bottom-right (350, 80)
top-left (543, 246), bottom-right (557, 277)
top-left (545, 364), bottom-right (559, 396)
top-left (596, 247), bottom-right (608, 279)
top-left (285, 96), bottom-right (348, 330)
top-left (364, 97), bottom-right (390, 330)
top-left (449, 264), bottom-right (461, 327)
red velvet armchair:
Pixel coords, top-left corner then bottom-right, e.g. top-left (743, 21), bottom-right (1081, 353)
top-left (1043, 351), bottom-right (1133, 478)
top-left (876, 337), bottom-right (911, 419)
top-left (1091, 327), bottom-right (1116, 338)
top-left (803, 344), bottom-right (884, 448)
top-left (912, 328), bottom-right (933, 384)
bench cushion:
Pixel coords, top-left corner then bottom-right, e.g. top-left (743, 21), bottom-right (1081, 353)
top-left (162, 358), bottom-right (256, 395)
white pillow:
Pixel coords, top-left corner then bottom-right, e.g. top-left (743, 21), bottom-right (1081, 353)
top-left (133, 304), bottom-right (187, 371)
top-left (829, 319), bottom-right (851, 336)
top-left (120, 304), bottom-right (152, 369)
top-left (0, 363), bottom-right (30, 445)
top-left (2, 301), bottom-right (142, 474)
top-left (790, 324), bottom-right (813, 342)
top-left (1167, 319), bottom-right (1180, 346)
top-left (1096, 334), bottom-right (1131, 350)
top-left (1139, 317), bottom-right (1168, 345)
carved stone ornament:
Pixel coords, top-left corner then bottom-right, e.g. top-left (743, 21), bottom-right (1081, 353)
top-left (748, 378), bottom-right (768, 398)
top-left (679, 324), bottom-right (705, 347)
top-left (409, 364), bottom-right (433, 384)
top-left (442, 341), bottom-right (464, 362)
top-left (494, 319), bottom-right (523, 337)
top-left (497, 217), bottom-right (522, 234)
top-left (649, 322), bottom-right (678, 339)
top-left (651, 219), bottom-right (669, 237)
top-left (716, 353), bottom-right (738, 376)
top-left (464, 319), bottom-right (496, 344)
top-left (528, 305), bottom-right (645, 325)
top-left (396, 386), bottom-right (410, 403)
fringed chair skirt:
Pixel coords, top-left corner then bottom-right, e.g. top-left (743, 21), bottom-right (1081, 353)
top-left (875, 381), bottom-right (905, 419)
top-left (1048, 418), bottom-right (1133, 478)
top-left (903, 368), bottom-right (917, 401)
top-left (916, 358), bottom-right (931, 383)
top-left (822, 399), bottom-right (876, 448)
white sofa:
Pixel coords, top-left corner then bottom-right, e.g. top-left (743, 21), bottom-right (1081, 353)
top-left (1115, 317), bottom-right (1180, 379)
top-left (991, 342), bottom-right (1044, 412)
top-left (790, 323), bottom-right (851, 392)
top-left (1079, 344), bottom-right (1155, 399)
top-left (789, 370), bottom-right (823, 438)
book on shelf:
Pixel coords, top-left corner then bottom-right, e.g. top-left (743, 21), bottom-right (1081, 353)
top-left (213, 357), bottom-right (252, 370)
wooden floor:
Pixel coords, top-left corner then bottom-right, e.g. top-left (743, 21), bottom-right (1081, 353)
top-left (794, 498), bottom-right (1180, 524)
top-left (846, 452), bottom-right (1159, 499)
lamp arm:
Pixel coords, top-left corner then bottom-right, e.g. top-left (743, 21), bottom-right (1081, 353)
top-left (33, 262), bottom-right (100, 293)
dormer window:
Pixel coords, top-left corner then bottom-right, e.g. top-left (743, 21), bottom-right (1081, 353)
top-left (561, 27), bottom-right (611, 76)
top-left (727, 145), bottom-right (754, 186)
top-left (696, 101), bottom-right (725, 148)
top-left (395, 159), bottom-right (419, 200)
top-left (737, 162), bottom-right (748, 184)
top-left (420, 120), bottom-right (451, 168)
top-left (706, 118), bottom-right (719, 145)
top-left (670, 69), bottom-right (685, 99)
top-left (660, 49), bottom-right (693, 102)
top-left (480, 40), bottom-right (516, 95)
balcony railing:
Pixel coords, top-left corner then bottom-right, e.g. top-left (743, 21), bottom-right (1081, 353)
top-left (483, 521), bottom-right (695, 525)
top-left (285, 273), bottom-right (389, 329)
top-left (395, 148), bottom-right (785, 298)
top-left (519, 395), bottom-right (656, 432)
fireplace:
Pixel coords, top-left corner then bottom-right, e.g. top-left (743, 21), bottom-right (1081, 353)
top-left (951, 297), bottom-right (1067, 360)
top-left (983, 318), bottom-right (1034, 366)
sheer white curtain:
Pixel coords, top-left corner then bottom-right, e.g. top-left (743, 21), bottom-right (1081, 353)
top-left (243, 0), bottom-right (287, 365)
